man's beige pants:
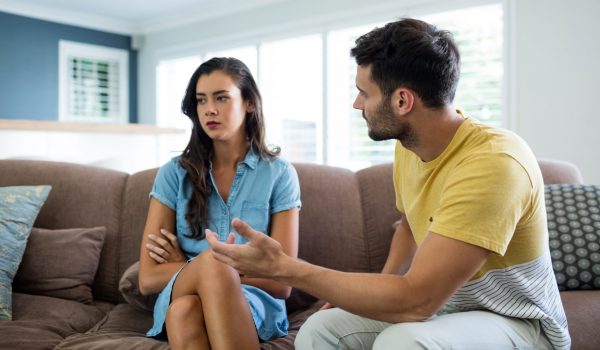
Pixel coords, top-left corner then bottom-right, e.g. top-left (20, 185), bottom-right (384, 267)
top-left (295, 308), bottom-right (554, 350)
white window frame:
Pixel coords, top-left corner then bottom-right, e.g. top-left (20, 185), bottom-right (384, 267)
top-left (59, 40), bottom-right (129, 124)
top-left (152, 0), bottom-right (511, 167)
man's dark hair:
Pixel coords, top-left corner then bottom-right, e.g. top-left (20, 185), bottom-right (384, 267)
top-left (350, 18), bottom-right (460, 108)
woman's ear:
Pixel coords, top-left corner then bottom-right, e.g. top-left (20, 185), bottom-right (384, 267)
top-left (392, 88), bottom-right (414, 115)
top-left (245, 102), bottom-right (255, 113)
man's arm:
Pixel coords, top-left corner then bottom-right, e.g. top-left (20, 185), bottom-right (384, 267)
top-left (381, 217), bottom-right (417, 275)
top-left (208, 219), bottom-right (489, 323)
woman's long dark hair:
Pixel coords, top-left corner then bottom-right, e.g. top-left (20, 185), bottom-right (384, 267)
top-left (180, 57), bottom-right (278, 239)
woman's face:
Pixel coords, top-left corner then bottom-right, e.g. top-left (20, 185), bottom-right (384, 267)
top-left (195, 70), bottom-right (252, 143)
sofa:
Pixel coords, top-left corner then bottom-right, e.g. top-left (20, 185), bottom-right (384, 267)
top-left (0, 158), bottom-right (598, 350)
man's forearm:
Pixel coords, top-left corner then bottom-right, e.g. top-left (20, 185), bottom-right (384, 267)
top-left (274, 256), bottom-right (431, 323)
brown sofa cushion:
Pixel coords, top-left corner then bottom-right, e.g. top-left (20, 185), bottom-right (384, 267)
top-left (0, 293), bottom-right (110, 350)
top-left (119, 261), bottom-right (157, 312)
top-left (55, 301), bottom-right (322, 350)
top-left (14, 227), bottom-right (106, 303)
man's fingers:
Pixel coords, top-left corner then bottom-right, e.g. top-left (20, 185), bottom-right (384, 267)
top-left (231, 218), bottom-right (261, 240)
top-left (319, 302), bottom-right (335, 311)
top-left (211, 250), bottom-right (248, 275)
top-left (206, 229), bottom-right (228, 254)
top-left (226, 233), bottom-right (235, 244)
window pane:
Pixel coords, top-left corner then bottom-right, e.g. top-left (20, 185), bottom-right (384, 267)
top-left (420, 4), bottom-right (503, 126)
top-left (205, 46), bottom-right (258, 79)
top-left (259, 35), bottom-right (322, 162)
top-left (156, 56), bottom-right (202, 129)
top-left (327, 4), bottom-right (503, 170)
top-left (327, 22), bottom-right (392, 170)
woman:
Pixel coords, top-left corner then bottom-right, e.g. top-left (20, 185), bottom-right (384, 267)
top-left (138, 57), bottom-right (301, 350)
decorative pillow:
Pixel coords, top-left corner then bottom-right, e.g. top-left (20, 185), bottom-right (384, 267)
top-left (13, 226), bottom-right (106, 304)
top-left (545, 184), bottom-right (600, 290)
top-left (0, 185), bottom-right (51, 320)
top-left (119, 261), bottom-right (157, 312)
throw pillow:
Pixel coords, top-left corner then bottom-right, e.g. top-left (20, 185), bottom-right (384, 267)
top-left (0, 185), bottom-right (51, 320)
top-left (13, 226), bottom-right (106, 304)
top-left (119, 261), bottom-right (157, 312)
top-left (545, 184), bottom-right (600, 290)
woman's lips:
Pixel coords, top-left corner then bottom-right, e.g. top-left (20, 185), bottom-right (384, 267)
top-left (206, 121), bottom-right (220, 129)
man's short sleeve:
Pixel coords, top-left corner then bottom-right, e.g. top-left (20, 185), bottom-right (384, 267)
top-left (270, 162), bottom-right (302, 214)
top-left (429, 153), bottom-right (533, 256)
top-left (149, 158), bottom-right (180, 211)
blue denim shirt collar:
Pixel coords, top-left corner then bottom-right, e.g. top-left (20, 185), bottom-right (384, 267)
top-left (241, 147), bottom-right (259, 170)
top-left (207, 147), bottom-right (259, 171)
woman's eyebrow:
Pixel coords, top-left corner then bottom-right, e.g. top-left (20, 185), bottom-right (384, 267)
top-left (196, 89), bottom-right (229, 96)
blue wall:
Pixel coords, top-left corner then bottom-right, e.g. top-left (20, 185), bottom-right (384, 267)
top-left (0, 11), bottom-right (137, 122)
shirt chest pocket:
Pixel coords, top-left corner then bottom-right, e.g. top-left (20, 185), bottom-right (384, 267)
top-left (240, 201), bottom-right (270, 235)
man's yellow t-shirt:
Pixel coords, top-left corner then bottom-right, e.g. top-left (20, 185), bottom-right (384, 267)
top-left (393, 116), bottom-right (570, 350)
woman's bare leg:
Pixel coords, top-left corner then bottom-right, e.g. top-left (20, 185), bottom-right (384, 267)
top-left (171, 250), bottom-right (260, 350)
top-left (165, 295), bottom-right (210, 350)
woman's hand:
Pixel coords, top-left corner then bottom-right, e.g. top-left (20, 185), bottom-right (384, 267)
top-left (145, 229), bottom-right (186, 264)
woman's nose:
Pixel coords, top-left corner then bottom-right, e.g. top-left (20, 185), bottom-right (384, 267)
top-left (204, 102), bottom-right (218, 116)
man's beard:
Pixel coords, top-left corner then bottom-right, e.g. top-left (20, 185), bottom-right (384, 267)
top-left (364, 97), bottom-right (417, 148)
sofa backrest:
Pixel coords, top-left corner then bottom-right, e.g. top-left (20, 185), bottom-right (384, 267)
top-left (0, 160), bottom-right (128, 303)
top-left (117, 168), bottom-right (158, 290)
top-left (0, 157), bottom-right (585, 305)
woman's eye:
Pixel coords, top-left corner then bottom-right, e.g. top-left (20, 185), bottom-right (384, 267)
top-left (216, 96), bottom-right (229, 102)
top-left (196, 98), bottom-right (206, 104)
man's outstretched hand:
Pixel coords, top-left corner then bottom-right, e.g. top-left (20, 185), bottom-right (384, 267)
top-left (206, 218), bottom-right (287, 279)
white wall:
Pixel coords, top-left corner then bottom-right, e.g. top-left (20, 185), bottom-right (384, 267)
top-left (513, 0), bottom-right (600, 184)
top-left (137, 0), bottom-right (600, 183)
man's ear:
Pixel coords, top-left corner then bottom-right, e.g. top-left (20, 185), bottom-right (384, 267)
top-left (391, 88), bottom-right (414, 115)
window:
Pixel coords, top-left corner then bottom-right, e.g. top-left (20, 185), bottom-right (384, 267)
top-left (421, 4), bottom-right (503, 126)
top-left (59, 40), bottom-right (128, 123)
top-left (327, 23), bottom-right (391, 170)
top-left (155, 3), bottom-right (504, 169)
top-left (327, 4), bottom-right (504, 170)
top-left (156, 55), bottom-right (202, 129)
top-left (259, 35), bottom-right (322, 162)
top-left (206, 46), bottom-right (258, 78)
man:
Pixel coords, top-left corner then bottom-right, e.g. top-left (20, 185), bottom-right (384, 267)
top-left (207, 18), bottom-right (570, 350)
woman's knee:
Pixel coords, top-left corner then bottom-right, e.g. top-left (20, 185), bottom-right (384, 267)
top-left (194, 250), bottom-right (240, 284)
top-left (166, 295), bottom-right (204, 326)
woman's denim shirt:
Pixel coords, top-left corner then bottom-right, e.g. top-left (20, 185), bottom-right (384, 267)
top-left (149, 149), bottom-right (301, 257)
